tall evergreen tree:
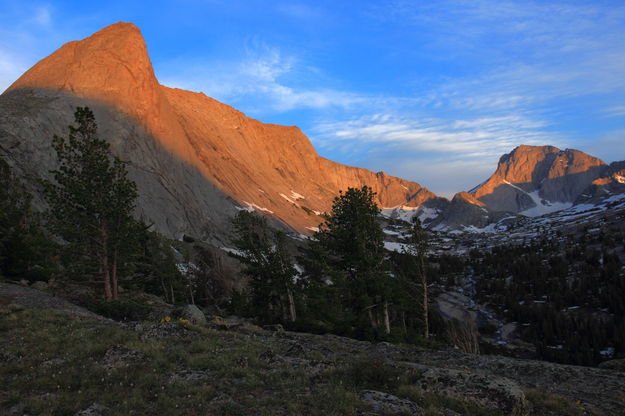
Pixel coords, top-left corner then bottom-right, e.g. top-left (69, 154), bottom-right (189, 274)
top-left (0, 157), bottom-right (56, 280)
top-left (232, 210), bottom-right (297, 324)
top-left (44, 107), bottom-right (138, 300)
top-left (314, 186), bottom-right (390, 334)
top-left (403, 216), bottom-right (430, 338)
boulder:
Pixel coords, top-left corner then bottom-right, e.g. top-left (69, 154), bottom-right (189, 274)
top-left (174, 304), bottom-right (206, 324)
top-left (263, 324), bottom-right (284, 332)
top-left (74, 403), bottom-right (108, 416)
top-left (31, 280), bottom-right (49, 291)
top-left (399, 362), bottom-right (529, 415)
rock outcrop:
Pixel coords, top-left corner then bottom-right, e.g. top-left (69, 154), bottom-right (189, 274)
top-left (429, 191), bottom-right (513, 230)
top-left (1, 22), bottom-right (441, 239)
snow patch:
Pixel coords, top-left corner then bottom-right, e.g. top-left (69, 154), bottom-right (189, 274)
top-left (290, 190), bottom-right (305, 200)
top-left (306, 226), bottom-right (319, 232)
top-left (241, 201), bottom-right (274, 214)
top-left (384, 241), bottom-right (409, 252)
top-left (502, 181), bottom-right (572, 217)
top-left (221, 247), bottom-right (245, 256)
top-left (383, 229), bottom-right (401, 236)
top-left (600, 347), bottom-right (615, 357)
top-left (381, 205), bottom-right (440, 223)
top-left (280, 190), bottom-right (305, 206)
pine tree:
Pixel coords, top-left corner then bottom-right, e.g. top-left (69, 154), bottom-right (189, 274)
top-left (44, 107), bottom-right (138, 300)
top-left (403, 216), bottom-right (430, 338)
top-left (0, 157), bottom-right (56, 281)
top-left (314, 186), bottom-right (389, 334)
top-left (232, 210), bottom-right (297, 324)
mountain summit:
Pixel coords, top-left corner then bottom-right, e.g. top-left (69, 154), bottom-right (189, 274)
top-left (470, 145), bottom-right (606, 215)
top-left (2, 22), bottom-right (441, 239)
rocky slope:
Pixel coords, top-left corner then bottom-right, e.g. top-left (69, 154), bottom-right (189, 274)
top-left (0, 22), bottom-right (442, 240)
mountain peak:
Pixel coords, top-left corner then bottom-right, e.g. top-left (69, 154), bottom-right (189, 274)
top-left (471, 144), bottom-right (606, 214)
top-left (1, 22), bottom-right (442, 236)
top-left (8, 21), bottom-right (156, 118)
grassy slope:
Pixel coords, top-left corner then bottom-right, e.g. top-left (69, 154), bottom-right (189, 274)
top-left (0, 306), bottom-right (589, 416)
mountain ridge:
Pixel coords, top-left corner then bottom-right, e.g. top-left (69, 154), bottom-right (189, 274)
top-left (2, 21), bottom-right (624, 237)
top-left (3, 22), bottom-right (442, 237)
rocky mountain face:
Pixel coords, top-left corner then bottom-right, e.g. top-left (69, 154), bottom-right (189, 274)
top-left (428, 192), bottom-right (511, 231)
top-left (469, 145), bottom-right (608, 215)
top-left (0, 22), bottom-right (442, 241)
top-left (1, 22), bottom-right (623, 239)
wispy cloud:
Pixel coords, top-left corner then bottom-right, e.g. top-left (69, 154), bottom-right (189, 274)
top-left (603, 106), bottom-right (625, 118)
top-left (160, 44), bottom-right (368, 113)
top-left (311, 112), bottom-right (564, 194)
top-left (314, 113), bottom-right (556, 158)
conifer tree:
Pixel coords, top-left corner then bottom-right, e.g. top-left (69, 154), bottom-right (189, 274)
top-left (44, 107), bottom-right (138, 300)
top-left (232, 210), bottom-right (297, 323)
top-left (0, 157), bottom-right (56, 280)
top-left (314, 186), bottom-right (389, 334)
top-left (403, 216), bottom-right (430, 338)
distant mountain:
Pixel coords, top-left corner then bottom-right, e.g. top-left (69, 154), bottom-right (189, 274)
top-left (0, 22), bottom-right (443, 242)
top-left (469, 145), bottom-right (608, 216)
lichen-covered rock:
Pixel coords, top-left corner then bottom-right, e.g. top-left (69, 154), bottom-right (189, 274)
top-left (399, 362), bottom-right (529, 416)
top-left (359, 390), bottom-right (423, 415)
top-left (101, 345), bottom-right (146, 370)
top-left (167, 370), bottom-right (213, 384)
top-left (74, 403), bottom-right (108, 416)
top-left (131, 321), bottom-right (191, 340)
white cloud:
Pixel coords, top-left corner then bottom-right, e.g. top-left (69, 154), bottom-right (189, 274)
top-left (160, 45), bottom-right (368, 113)
top-left (603, 106), bottom-right (625, 118)
top-left (314, 113), bottom-right (556, 159)
top-left (379, 1), bottom-right (625, 114)
top-left (311, 112), bottom-right (563, 195)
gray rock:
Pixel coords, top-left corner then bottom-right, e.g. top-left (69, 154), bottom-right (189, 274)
top-left (399, 362), bottom-right (529, 415)
top-left (0, 88), bottom-right (240, 245)
top-left (31, 280), bottom-right (49, 291)
top-left (101, 345), bottom-right (146, 369)
top-left (598, 359), bottom-right (625, 372)
top-left (167, 370), bottom-right (212, 384)
top-left (359, 390), bottom-right (423, 415)
top-left (74, 403), bottom-right (108, 416)
top-left (132, 322), bottom-right (191, 340)
top-left (174, 304), bottom-right (206, 324)
top-left (263, 324), bottom-right (284, 332)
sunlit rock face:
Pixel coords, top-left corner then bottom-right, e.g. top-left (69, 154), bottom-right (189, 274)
top-left (2, 22), bottom-right (443, 239)
top-left (470, 145), bottom-right (607, 216)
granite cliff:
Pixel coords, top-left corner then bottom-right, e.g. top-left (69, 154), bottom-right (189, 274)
top-left (0, 22), bottom-right (442, 241)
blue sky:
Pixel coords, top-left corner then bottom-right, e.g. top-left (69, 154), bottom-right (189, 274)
top-left (1, 0), bottom-right (624, 197)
